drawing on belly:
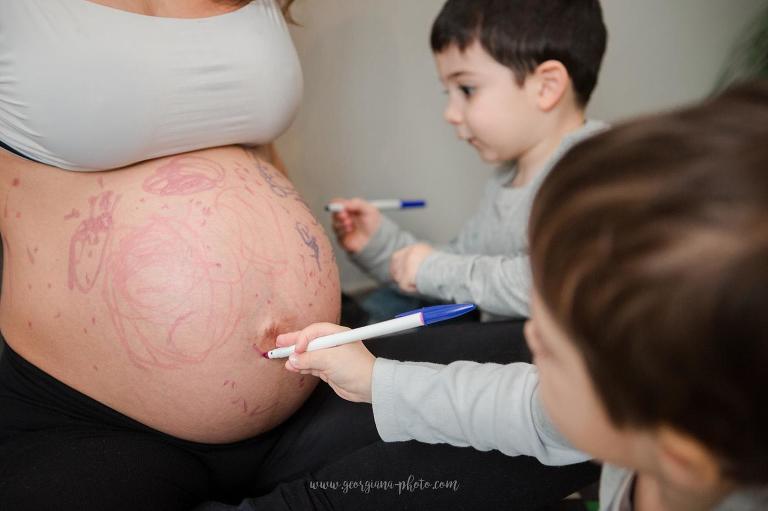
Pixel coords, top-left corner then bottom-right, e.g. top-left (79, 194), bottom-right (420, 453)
top-left (68, 191), bottom-right (120, 293)
top-left (295, 222), bottom-right (321, 272)
top-left (26, 246), bottom-right (37, 265)
top-left (142, 156), bottom-right (225, 196)
top-left (61, 156), bottom-right (337, 370)
top-left (248, 158), bottom-right (316, 224)
top-left (254, 159), bottom-right (295, 198)
top-left (99, 187), bottom-right (291, 369)
top-left (223, 378), bottom-right (279, 417)
top-left (214, 188), bottom-right (291, 276)
top-left (233, 162), bottom-right (263, 187)
top-left (102, 215), bottom-right (242, 368)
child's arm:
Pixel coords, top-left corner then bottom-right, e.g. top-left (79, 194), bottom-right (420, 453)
top-left (372, 359), bottom-right (587, 465)
top-left (415, 251), bottom-right (533, 317)
top-left (388, 172), bottom-right (532, 316)
top-left (278, 323), bottom-right (588, 466)
top-left (386, 217), bottom-right (532, 316)
top-left (389, 243), bottom-right (434, 293)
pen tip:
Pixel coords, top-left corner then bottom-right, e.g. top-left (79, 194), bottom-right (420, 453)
top-left (262, 352), bottom-right (270, 359)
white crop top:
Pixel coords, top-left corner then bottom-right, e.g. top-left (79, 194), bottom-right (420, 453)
top-left (0, 0), bottom-right (303, 171)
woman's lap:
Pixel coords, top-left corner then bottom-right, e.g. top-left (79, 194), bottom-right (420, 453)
top-left (0, 342), bottom-right (379, 510)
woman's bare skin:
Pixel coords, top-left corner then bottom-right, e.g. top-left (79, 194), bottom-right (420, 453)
top-left (0, 145), bottom-right (340, 443)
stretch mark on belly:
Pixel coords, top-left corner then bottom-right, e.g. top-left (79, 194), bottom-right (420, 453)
top-left (68, 191), bottom-right (120, 293)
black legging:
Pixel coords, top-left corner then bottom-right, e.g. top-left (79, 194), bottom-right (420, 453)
top-left (0, 321), bottom-right (598, 511)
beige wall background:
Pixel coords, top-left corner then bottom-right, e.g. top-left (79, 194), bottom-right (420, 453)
top-left (278, 0), bottom-right (766, 291)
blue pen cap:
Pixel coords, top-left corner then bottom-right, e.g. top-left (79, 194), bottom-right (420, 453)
top-left (400, 200), bottom-right (426, 208)
top-left (396, 303), bottom-right (476, 325)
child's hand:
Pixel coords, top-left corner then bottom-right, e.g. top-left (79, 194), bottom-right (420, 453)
top-left (277, 323), bottom-right (376, 403)
top-left (330, 198), bottom-right (381, 254)
top-left (390, 243), bottom-right (434, 292)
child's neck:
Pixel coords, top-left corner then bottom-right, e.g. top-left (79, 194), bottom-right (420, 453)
top-left (634, 472), bottom-right (732, 511)
top-left (512, 110), bottom-right (586, 187)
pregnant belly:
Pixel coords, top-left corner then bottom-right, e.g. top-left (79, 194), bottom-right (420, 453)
top-left (0, 146), bottom-right (340, 443)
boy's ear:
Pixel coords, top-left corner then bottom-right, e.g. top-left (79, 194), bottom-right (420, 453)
top-left (530, 60), bottom-right (571, 112)
top-left (656, 427), bottom-right (723, 491)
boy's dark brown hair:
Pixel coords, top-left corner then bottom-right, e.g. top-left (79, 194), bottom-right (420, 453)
top-left (530, 80), bottom-right (768, 484)
top-left (430, 0), bottom-right (607, 107)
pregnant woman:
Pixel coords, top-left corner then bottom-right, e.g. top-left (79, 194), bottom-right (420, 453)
top-left (0, 1), bottom-right (345, 509)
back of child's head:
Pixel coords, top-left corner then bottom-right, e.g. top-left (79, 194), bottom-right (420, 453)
top-left (430, 0), bottom-right (607, 107)
top-left (529, 80), bottom-right (768, 484)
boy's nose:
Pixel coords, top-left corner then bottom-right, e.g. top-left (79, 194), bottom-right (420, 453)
top-left (443, 103), bottom-right (463, 126)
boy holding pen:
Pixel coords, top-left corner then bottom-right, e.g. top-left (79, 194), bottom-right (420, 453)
top-left (333, 0), bottom-right (608, 319)
top-left (281, 82), bottom-right (768, 511)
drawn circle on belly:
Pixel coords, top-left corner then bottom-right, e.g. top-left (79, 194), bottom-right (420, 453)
top-left (211, 187), bottom-right (289, 277)
top-left (101, 187), bottom-right (290, 369)
top-left (142, 156), bottom-right (225, 196)
top-left (102, 217), bottom-right (237, 369)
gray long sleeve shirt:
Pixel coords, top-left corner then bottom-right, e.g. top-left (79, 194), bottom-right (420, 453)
top-left (350, 120), bottom-right (608, 318)
top-left (371, 358), bottom-right (768, 511)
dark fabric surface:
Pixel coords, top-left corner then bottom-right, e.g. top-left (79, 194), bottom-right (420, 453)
top-left (196, 320), bottom-right (600, 511)
top-left (0, 319), bottom-right (599, 511)
top-left (0, 340), bottom-right (378, 510)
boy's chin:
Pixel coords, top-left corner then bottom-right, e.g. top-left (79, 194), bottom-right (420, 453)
top-left (476, 151), bottom-right (504, 165)
top-left (472, 144), bottom-right (509, 164)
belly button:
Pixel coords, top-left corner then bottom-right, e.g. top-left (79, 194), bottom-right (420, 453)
top-left (252, 323), bottom-right (284, 358)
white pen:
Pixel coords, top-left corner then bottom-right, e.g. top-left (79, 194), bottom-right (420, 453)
top-left (324, 199), bottom-right (426, 213)
top-left (265, 303), bottom-right (475, 359)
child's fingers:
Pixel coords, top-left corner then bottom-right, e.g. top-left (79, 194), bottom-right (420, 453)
top-left (276, 323), bottom-right (348, 350)
top-left (331, 214), bottom-right (356, 234)
top-left (332, 210), bottom-right (351, 223)
top-left (292, 323), bottom-right (350, 353)
top-left (275, 331), bottom-right (301, 347)
top-left (344, 198), bottom-right (375, 215)
top-left (285, 342), bottom-right (375, 404)
top-left (332, 220), bottom-right (345, 236)
top-left (288, 349), bottom-right (334, 374)
top-left (283, 358), bottom-right (299, 372)
top-left (287, 352), bottom-right (326, 378)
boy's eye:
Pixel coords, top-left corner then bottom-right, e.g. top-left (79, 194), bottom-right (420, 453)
top-left (458, 85), bottom-right (476, 97)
